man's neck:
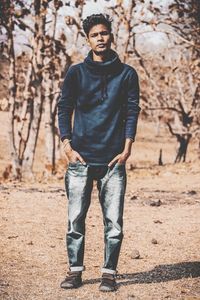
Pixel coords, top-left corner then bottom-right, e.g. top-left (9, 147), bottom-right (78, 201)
top-left (92, 50), bottom-right (111, 62)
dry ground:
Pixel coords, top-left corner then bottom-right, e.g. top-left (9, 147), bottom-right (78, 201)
top-left (0, 111), bottom-right (200, 300)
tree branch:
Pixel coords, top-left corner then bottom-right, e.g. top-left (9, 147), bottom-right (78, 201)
top-left (146, 107), bottom-right (182, 114)
top-left (135, 27), bottom-right (200, 49)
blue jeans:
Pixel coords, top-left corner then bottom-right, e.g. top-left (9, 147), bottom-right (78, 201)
top-left (65, 161), bottom-right (127, 274)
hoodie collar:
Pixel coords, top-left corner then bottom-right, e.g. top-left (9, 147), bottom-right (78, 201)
top-left (84, 49), bottom-right (123, 75)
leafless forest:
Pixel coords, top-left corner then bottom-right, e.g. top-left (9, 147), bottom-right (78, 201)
top-left (0, 1), bottom-right (200, 300)
top-left (0, 0), bottom-right (199, 178)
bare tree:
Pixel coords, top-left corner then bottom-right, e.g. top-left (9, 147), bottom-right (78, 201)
top-left (0, 0), bottom-right (72, 178)
top-left (1, 0), bottom-right (199, 178)
top-left (0, 0), bottom-right (22, 178)
top-left (117, 0), bottom-right (200, 162)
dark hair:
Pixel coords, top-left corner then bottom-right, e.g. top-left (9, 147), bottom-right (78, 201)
top-left (82, 14), bottom-right (112, 37)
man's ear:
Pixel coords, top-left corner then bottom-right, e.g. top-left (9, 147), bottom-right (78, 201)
top-left (111, 33), bottom-right (114, 44)
top-left (86, 36), bottom-right (90, 46)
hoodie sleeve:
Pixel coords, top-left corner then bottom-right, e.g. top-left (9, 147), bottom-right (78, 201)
top-left (125, 69), bottom-right (141, 141)
top-left (57, 66), bottom-right (76, 141)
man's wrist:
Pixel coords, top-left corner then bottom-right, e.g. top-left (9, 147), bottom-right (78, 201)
top-left (123, 138), bottom-right (134, 153)
top-left (125, 137), bottom-right (135, 143)
top-left (62, 139), bottom-right (73, 153)
top-left (122, 149), bottom-right (131, 157)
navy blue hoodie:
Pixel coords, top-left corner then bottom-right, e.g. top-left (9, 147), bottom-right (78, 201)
top-left (58, 49), bottom-right (140, 165)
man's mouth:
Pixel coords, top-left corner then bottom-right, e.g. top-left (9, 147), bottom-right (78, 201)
top-left (97, 44), bottom-right (106, 48)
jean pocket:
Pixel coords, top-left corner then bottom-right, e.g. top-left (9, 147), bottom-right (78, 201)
top-left (67, 161), bottom-right (88, 175)
top-left (113, 163), bottom-right (126, 176)
top-left (115, 162), bottom-right (126, 167)
top-left (68, 161), bottom-right (81, 168)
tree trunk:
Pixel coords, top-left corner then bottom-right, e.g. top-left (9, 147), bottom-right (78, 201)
top-left (22, 0), bottom-right (45, 176)
top-left (18, 52), bottom-right (34, 161)
top-left (174, 134), bottom-right (192, 163)
top-left (7, 5), bottom-right (22, 179)
top-left (43, 6), bottom-right (57, 175)
top-left (44, 71), bottom-right (55, 174)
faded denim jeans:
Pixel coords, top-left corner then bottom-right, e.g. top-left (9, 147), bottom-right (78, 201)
top-left (65, 161), bottom-right (127, 274)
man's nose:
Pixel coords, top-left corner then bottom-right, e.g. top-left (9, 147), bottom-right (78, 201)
top-left (97, 34), bottom-right (104, 40)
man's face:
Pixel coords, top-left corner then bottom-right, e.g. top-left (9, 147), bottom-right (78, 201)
top-left (87, 24), bottom-right (113, 55)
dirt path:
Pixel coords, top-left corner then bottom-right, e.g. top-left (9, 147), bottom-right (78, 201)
top-left (0, 164), bottom-right (200, 300)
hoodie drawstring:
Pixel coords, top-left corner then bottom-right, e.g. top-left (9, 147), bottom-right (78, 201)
top-left (100, 75), bottom-right (108, 101)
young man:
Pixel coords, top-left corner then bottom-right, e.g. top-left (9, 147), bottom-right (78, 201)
top-left (58, 14), bottom-right (140, 292)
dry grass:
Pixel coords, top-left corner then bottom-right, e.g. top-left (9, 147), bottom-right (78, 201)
top-left (0, 111), bottom-right (200, 300)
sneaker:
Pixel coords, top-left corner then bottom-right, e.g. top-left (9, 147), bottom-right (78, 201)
top-left (99, 273), bottom-right (117, 292)
top-left (60, 271), bottom-right (82, 289)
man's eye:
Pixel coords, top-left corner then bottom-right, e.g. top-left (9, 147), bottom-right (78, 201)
top-left (90, 32), bottom-right (109, 38)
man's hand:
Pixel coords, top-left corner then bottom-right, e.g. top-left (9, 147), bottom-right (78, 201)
top-left (108, 150), bottom-right (131, 167)
top-left (108, 138), bottom-right (134, 167)
top-left (62, 139), bottom-right (86, 164)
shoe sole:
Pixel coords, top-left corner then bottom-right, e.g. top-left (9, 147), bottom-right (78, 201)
top-left (99, 286), bottom-right (116, 292)
top-left (60, 283), bottom-right (82, 289)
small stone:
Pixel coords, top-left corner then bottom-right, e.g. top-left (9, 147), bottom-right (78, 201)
top-left (0, 281), bottom-right (9, 287)
top-left (149, 200), bottom-right (162, 207)
top-left (154, 220), bottom-right (162, 224)
top-left (151, 238), bottom-right (158, 244)
top-left (128, 294), bottom-right (135, 299)
top-left (187, 190), bottom-right (197, 195)
top-left (27, 241), bottom-right (33, 245)
top-left (180, 288), bottom-right (189, 294)
top-left (163, 171), bottom-right (173, 177)
top-left (131, 249), bottom-right (140, 259)
top-left (130, 195), bottom-right (137, 200)
top-left (8, 235), bottom-right (18, 239)
top-left (128, 163), bottom-right (135, 171)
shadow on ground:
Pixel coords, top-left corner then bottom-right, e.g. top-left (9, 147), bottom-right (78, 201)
top-left (83, 261), bottom-right (200, 287)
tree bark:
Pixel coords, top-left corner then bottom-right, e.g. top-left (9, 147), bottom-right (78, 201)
top-left (7, 3), bottom-right (21, 179)
top-left (22, 0), bottom-right (45, 176)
